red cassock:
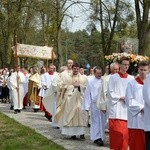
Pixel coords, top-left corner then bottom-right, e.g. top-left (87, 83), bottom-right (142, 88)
top-left (40, 97), bottom-right (51, 116)
top-left (109, 119), bottom-right (128, 150)
top-left (23, 93), bottom-right (28, 107)
top-left (129, 129), bottom-right (145, 150)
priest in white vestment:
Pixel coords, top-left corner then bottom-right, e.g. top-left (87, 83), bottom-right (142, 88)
top-left (126, 61), bottom-right (149, 150)
top-left (10, 66), bottom-right (25, 114)
top-left (82, 66), bottom-right (105, 146)
top-left (58, 59), bottom-right (73, 82)
top-left (56, 60), bottom-right (73, 109)
top-left (55, 62), bottom-right (87, 139)
top-left (143, 72), bottom-right (150, 150)
top-left (86, 67), bottom-right (95, 126)
top-left (107, 57), bottom-right (134, 150)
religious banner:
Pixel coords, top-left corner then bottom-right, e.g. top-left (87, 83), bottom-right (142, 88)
top-left (12, 43), bottom-right (56, 60)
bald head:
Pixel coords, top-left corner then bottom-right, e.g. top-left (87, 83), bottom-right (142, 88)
top-left (67, 59), bottom-right (73, 70)
top-left (110, 63), bottom-right (119, 74)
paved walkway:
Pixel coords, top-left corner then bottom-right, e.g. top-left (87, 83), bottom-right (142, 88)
top-left (0, 103), bottom-right (109, 150)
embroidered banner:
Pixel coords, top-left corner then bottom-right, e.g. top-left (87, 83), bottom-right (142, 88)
top-left (12, 44), bottom-right (56, 60)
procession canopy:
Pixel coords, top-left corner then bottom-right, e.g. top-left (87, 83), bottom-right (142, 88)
top-left (12, 43), bottom-right (56, 60)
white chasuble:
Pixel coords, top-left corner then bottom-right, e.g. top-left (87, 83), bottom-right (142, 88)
top-left (55, 72), bottom-right (87, 136)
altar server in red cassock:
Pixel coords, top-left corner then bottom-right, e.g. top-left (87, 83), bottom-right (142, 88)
top-left (143, 72), bottom-right (150, 150)
top-left (107, 57), bottom-right (134, 150)
top-left (126, 61), bottom-right (149, 150)
top-left (39, 64), bottom-right (56, 120)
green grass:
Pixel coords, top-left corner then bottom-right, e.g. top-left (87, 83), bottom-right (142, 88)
top-left (0, 112), bottom-right (65, 150)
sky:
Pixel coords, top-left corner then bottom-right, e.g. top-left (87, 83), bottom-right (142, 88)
top-left (62, 0), bottom-right (135, 32)
top-left (62, 0), bottom-right (91, 32)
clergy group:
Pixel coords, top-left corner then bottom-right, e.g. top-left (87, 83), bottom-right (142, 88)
top-left (2, 57), bottom-right (150, 150)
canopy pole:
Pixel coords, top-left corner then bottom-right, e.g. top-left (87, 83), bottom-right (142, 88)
top-left (14, 35), bottom-right (19, 67)
top-left (46, 59), bottom-right (48, 70)
top-left (14, 35), bottom-right (20, 109)
top-left (52, 48), bottom-right (54, 64)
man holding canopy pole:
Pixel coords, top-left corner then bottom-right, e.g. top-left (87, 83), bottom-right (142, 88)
top-left (10, 65), bottom-right (25, 114)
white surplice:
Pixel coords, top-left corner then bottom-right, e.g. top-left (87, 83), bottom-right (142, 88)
top-left (38, 74), bottom-right (47, 97)
top-left (83, 77), bottom-right (106, 141)
top-left (96, 74), bottom-right (111, 111)
top-left (126, 78), bottom-right (144, 129)
top-left (7, 76), bottom-right (13, 106)
top-left (39, 72), bottom-right (56, 98)
top-left (96, 74), bottom-right (111, 130)
top-left (143, 73), bottom-right (150, 131)
top-left (23, 73), bottom-right (30, 96)
top-left (43, 72), bottom-right (56, 89)
top-left (10, 71), bottom-right (25, 110)
top-left (107, 73), bottom-right (134, 120)
top-left (87, 75), bottom-right (94, 82)
top-left (43, 73), bottom-right (60, 127)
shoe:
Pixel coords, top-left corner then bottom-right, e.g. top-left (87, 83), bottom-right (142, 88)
top-left (17, 110), bottom-right (21, 113)
top-left (94, 138), bottom-right (104, 146)
top-left (71, 135), bottom-right (76, 139)
top-left (80, 134), bottom-right (85, 140)
top-left (33, 109), bottom-right (39, 112)
top-left (45, 115), bottom-right (52, 122)
top-left (88, 123), bottom-right (91, 127)
top-left (48, 116), bottom-right (52, 122)
top-left (10, 105), bottom-right (14, 110)
top-left (14, 110), bottom-right (18, 114)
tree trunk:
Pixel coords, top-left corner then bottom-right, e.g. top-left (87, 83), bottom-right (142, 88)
top-left (138, 31), bottom-right (150, 55)
top-left (57, 29), bottom-right (63, 70)
top-left (107, 0), bottom-right (120, 55)
top-left (99, 0), bottom-right (106, 55)
top-left (135, 0), bottom-right (150, 55)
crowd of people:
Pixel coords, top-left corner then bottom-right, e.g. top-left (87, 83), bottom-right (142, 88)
top-left (0, 58), bottom-right (150, 150)
top-left (0, 68), bottom-right (11, 103)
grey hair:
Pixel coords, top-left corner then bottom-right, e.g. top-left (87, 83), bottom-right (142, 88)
top-left (110, 62), bottom-right (119, 70)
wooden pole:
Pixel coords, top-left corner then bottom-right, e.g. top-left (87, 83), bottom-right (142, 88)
top-left (52, 48), bottom-right (54, 64)
top-left (46, 59), bottom-right (48, 70)
top-left (14, 35), bottom-right (18, 67)
top-left (17, 71), bottom-right (20, 108)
